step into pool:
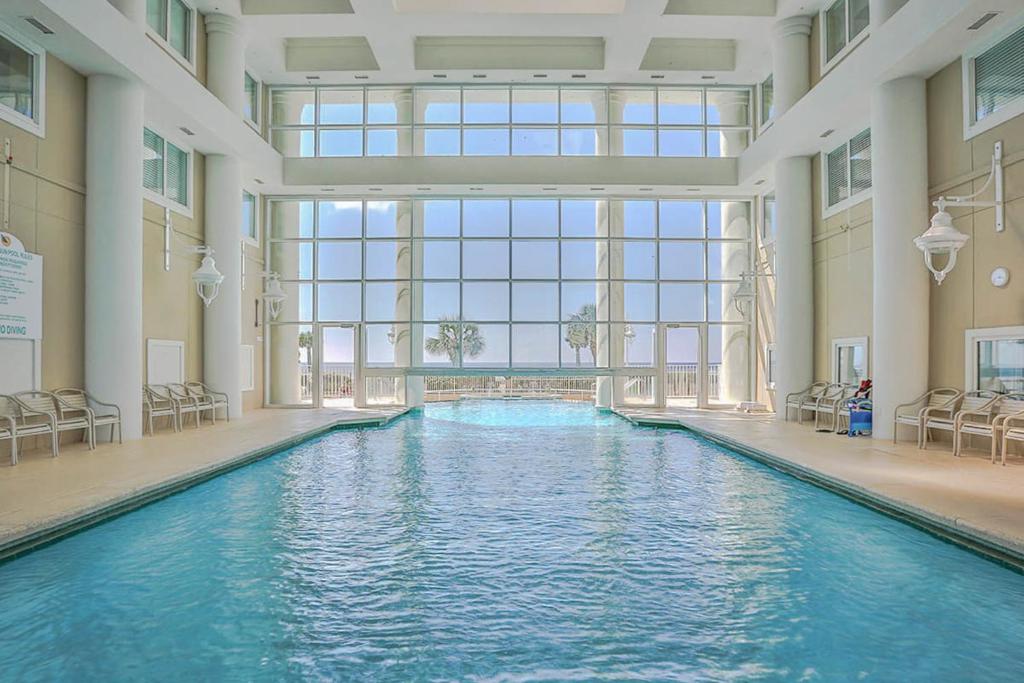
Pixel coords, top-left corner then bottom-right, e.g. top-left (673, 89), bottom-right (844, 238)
top-left (1, 400), bottom-right (1022, 680)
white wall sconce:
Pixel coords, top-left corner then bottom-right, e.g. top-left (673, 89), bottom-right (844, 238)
top-left (731, 271), bottom-right (757, 317)
top-left (915, 141), bottom-right (1003, 285)
top-left (386, 326), bottom-right (410, 345)
top-left (259, 271), bottom-right (287, 320)
top-left (162, 208), bottom-right (224, 307)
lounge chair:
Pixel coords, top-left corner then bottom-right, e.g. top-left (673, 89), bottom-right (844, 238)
top-left (184, 381), bottom-right (229, 423)
top-left (54, 388), bottom-right (123, 444)
top-left (784, 382), bottom-right (831, 423)
top-left (15, 391), bottom-right (95, 451)
top-left (812, 384), bottom-right (859, 432)
top-left (892, 388), bottom-right (963, 447)
top-left (166, 383), bottom-right (206, 429)
top-left (998, 411), bottom-right (1024, 466)
top-left (144, 385), bottom-right (181, 435)
top-left (954, 393), bottom-right (1024, 460)
top-left (0, 394), bottom-right (58, 464)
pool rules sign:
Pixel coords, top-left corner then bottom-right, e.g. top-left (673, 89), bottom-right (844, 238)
top-left (0, 232), bottom-right (42, 340)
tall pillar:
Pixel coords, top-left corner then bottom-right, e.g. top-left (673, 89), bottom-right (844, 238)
top-left (870, 0), bottom-right (907, 30)
top-left (269, 202), bottom-right (302, 405)
top-left (205, 13), bottom-right (246, 115)
top-left (770, 14), bottom-right (814, 418)
top-left (85, 75), bottom-right (145, 439)
top-left (870, 77), bottom-right (929, 438)
top-left (109, 0), bottom-right (146, 25)
top-left (773, 157), bottom-right (814, 412)
top-left (204, 155), bottom-right (244, 418)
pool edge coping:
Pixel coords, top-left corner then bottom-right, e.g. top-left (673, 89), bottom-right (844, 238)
top-left (616, 410), bottom-right (1024, 572)
top-left (0, 409), bottom-right (410, 565)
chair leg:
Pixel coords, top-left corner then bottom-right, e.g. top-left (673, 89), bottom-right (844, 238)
top-left (117, 422), bottom-right (123, 444)
top-left (9, 437), bottom-right (16, 466)
top-left (50, 430), bottom-right (58, 458)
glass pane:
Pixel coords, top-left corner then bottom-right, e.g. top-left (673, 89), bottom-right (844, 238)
top-left (666, 326), bottom-right (700, 405)
top-left (319, 129), bottom-right (363, 157)
top-left (849, 0), bottom-right (870, 40)
top-left (512, 200), bottom-right (558, 237)
top-left (417, 88), bottom-right (461, 124)
top-left (464, 128), bottom-right (509, 155)
top-left (421, 282), bottom-right (460, 320)
top-left (318, 201), bottom-right (362, 238)
top-left (660, 283), bottom-right (704, 321)
top-left (142, 129), bottom-right (164, 193)
top-left (561, 89), bottom-right (607, 124)
top-left (708, 242), bottom-right (747, 281)
top-left (612, 128), bottom-right (655, 156)
top-left (512, 241), bottom-right (558, 279)
top-left (463, 282), bottom-right (509, 321)
top-left (271, 129), bottom-right (315, 157)
top-left (236, 189), bottom-right (253, 235)
top-left (418, 128), bottom-right (460, 156)
top-left (610, 88), bottom-right (655, 124)
top-left (711, 324), bottom-right (751, 404)
top-left (365, 282), bottom-right (409, 322)
top-left (366, 200), bottom-right (411, 238)
top-left (561, 128), bottom-right (605, 156)
top-left (274, 282), bottom-right (312, 321)
top-left (827, 143), bottom-right (850, 207)
top-left (270, 243), bottom-right (313, 280)
top-left (512, 88), bottom-right (558, 123)
top-left (244, 73), bottom-right (258, 123)
top-left (319, 327), bottom-right (353, 405)
top-left (623, 283), bottom-right (656, 321)
top-left (462, 241), bottom-right (510, 279)
top-left (706, 90), bottom-right (750, 126)
top-left (464, 88), bottom-right (509, 123)
top-left (512, 129), bottom-right (558, 155)
top-left (319, 89), bottom-right (363, 125)
top-left (622, 200), bottom-right (656, 238)
top-left (367, 88), bottom-right (412, 124)
top-left (461, 324), bottom-right (509, 368)
top-left (622, 241), bottom-right (656, 280)
top-left (419, 200), bottom-right (460, 236)
top-left (975, 24), bottom-right (1024, 121)
top-left (707, 283), bottom-right (726, 322)
top-left (270, 201), bottom-right (314, 239)
top-left (659, 129), bottom-right (702, 157)
top-left (317, 242), bottom-right (361, 280)
top-left (365, 241), bottom-right (410, 280)
top-left (561, 241), bottom-right (606, 280)
top-left (317, 283), bottom-right (361, 321)
top-left (365, 323), bottom-right (411, 368)
top-left (512, 324), bottom-right (560, 367)
top-left (421, 322), bottom-right (460, 367)
top-left (146, 0), bottom-right (167, 37)
top-left (512, 282), bottom-right (558, 321)
top-left (165, 143), bottom-right (188, 206)
top-left (659, 201), bottom-right (703, 238)
top-left (168, 0), bottom-right (191, 59)
top-left (658, 89), bottom-right (702, 125)
top-left (561, 282), bottom-right (608, 321)
top-left (561, 322), bottom-right (605, 368)
top-left (977, 338), bottom-right (1024, 392)
top-left (826, 0), bottom-right (848, 61)
top-left (836, 344), bottom-right (867, 385)
top-left (617, 323), bottom-right (657, 367)
top-left (707, 201), bottom-right (750, 239)
top-left (367, 128), bottom-right (412, 157)
top-left (660, 242), bottom-right (704, 280)
top-left (849, 129), bottom-right (872, 195)
top-left (0, 38), bottom-right (35, 119)
top-left (420, 241), bottom-right (460, 279)
top-left (562, 200), bottom-right (606, 237)
top-left (271, 89), bottom-right (315, 126)
top-left (706, 129), bottom-right (749, 158)
top-left (464, 199), bottom-right (509, 237)
top-left (762, 193), bottom-right (777, 243)
top-left (760, 75), bottom-right (774, 125)
top-left (268, 324), bottom-right (313, 405)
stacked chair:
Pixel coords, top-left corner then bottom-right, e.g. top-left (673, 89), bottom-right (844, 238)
top-left (0, 389), bottom-right (122, 465)
top-left (144, 383), bottom-right (230, 435)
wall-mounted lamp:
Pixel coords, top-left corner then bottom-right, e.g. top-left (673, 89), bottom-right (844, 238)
top-left (915, 141), bottom-right (1003, 285)
top-left (163, 208), bottom-right (224, 307)
top-left (259, 271), bottom-right (287, 320)
top-left (731, 271), bottom-right (757, 317)
top-left (386, 326), bottom-right (410, 345)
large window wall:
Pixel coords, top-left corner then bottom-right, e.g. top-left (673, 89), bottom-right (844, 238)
top-left (269, 85), bottom-right (752, 158)
top-left (266, 197), bottom-right (753, 407)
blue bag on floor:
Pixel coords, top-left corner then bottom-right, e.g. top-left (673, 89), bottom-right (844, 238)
top-left (848, 398), bottom-right (872, 437)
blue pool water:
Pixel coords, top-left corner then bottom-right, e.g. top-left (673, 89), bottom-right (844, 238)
top-left (1, 400), bottom-right (1023, 681)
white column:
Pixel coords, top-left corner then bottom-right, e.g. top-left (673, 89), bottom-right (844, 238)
top-left (773, 157), bottom-right (814, 413)
top-left (771, 15), bottom-right (812, 116)
top-left (205, 13), bottom-right (246, 116)
top-left (870, 0), bottom-right (907, 30)
top-left (85, 75), bottom-right (144, 439)
top-left (870, 77), bottom-right (929, 438)
top-left (204, 155), bottom-right (244, 418)
top-left (109, 0), bottom-right (146, 25)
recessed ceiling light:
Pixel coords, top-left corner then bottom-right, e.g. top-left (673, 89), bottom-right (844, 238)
top-left (416, 187), bottom-right (432, 191)
top-left (179, 127), bottom-right (195, 136)
top-left (354, 74), bottom-right (369, 80)
top-left (819, 129), bottom-right (835, 138)
top-left (433, 73), bottom-right (447, 79)
top-left (22, 17), bottom-right (54, 35)
top-left (254, 179), bottom-right (265, 185)
top-left (369, 187), bottom-right (383, 191)
top-left (321, 188), bottom-right (335, 192)
top-left (639, 187), bottom-right (653, 191)
top-left (650, 74), bottom-right (665, 80)
top-left (472, 74), bottom-right (487, 79)
top-left (686, 188), bottom-right (700, 192)
top-left (533, 74), bottom-right (548, 79)
top-left (542, 187), bottom-right (557, 191)
top-left (701, 75), bottom-right (716, 80)
top-left (306, 75), bottom-right (320, 81)
top-left (754, 179), bottom-right (765, 186)
top-left (571, 74), bottom-right (586, 79)
top-left (470, 187), bottom-right (484, 191)
top-left (968, 12), bottom-right (999, 30)
top-left (590, 187), bottom-right (605, 191)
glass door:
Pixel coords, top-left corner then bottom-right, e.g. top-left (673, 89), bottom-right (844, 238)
top-left (319, 324), bottom-right (360, 408)
top-left (664, 324), bottom-right (705, 408)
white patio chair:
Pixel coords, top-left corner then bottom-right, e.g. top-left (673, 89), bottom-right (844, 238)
top-left (998, 411), bottom-right (1024, 466)
top-left (185, 381), bottom-right (230, 423)
top-left (54, 388), bottom-right (123, 444)
top-left (892, 388), bottom-right (963, 448)
top-left (813, 384), bottom-right (858, 433)
top-left (144, 385), bottom-right (180, 435)
top-left (15, 391), bottom-right (95, 451)
top-left (0, 394), bottom-right (58, 463)
top-left (166, 383), bottom-right (203, 429)
top-left (954, 393), bottom-right (1024, 461)
top-left (784, 382), bottom-right (830, 423)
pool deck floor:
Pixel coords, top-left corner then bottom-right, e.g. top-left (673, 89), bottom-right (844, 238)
top-left (0, 406), bottom-right (407, 561)
top-left (615, 406), bottom-right (1024, 568)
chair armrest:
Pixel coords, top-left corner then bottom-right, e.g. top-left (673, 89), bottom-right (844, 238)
top-left (53, 394), bottom-right (94, 421)
top-left (956, 409), bottom-right (994, 426)
top-left (0, 414), bottom-right (15, 434)
top-left (1001, 412), bottom-right (1024, 431)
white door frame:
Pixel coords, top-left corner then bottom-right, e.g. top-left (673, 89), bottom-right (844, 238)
top-left (317, 323), bottom-right (362, 408)
top-left (661, 323), bottom-right (709, 409)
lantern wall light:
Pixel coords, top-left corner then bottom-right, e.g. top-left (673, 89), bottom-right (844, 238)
top-left (259, 271), bottom-right (287, 320)
top-left (915, 141), bottom-right (1004, 285)
top-left (162, 208), bottom-right (224, 307)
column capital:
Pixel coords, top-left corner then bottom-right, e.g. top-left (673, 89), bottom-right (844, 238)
top-left (205, 12), bottom-right (244, 37)
top-left (774, 15), bottom-right (812, 40)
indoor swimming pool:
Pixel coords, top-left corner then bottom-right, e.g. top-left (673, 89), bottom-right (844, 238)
top-left (1, 401), bottom-right (1023, 681)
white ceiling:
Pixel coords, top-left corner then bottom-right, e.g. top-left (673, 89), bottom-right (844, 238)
top-left (241, 0), bottom-right (831, 87)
